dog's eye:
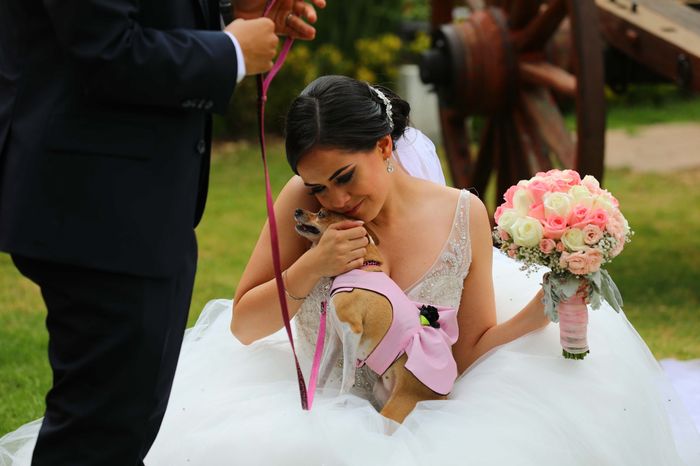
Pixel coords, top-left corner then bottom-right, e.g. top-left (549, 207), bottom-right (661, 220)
top-left (317, 211), bottom-right (326, 219)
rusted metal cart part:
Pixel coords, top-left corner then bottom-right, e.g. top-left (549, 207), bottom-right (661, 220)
top-left (422, 0), bottom-right (606, 207)
top-left (597, 0), bottom-right (700, 92)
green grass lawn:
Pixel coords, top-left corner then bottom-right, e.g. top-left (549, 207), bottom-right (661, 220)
top-left (2, 138), bottom-right (699, 436)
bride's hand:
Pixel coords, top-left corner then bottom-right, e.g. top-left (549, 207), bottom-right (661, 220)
top-left (306, 220), bottom-right (367, 277)
top-left (530, 288), bottom-right (549, 329)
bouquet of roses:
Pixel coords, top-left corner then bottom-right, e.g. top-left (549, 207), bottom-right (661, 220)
top-left (493, 169), bottom-right (633, 359)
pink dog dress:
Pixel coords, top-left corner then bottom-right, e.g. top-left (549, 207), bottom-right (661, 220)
top-left (330, 269), bottom-right (459, 395)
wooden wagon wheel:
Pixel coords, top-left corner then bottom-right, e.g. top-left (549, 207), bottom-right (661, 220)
top-left (420, 0), bottom-right (606, 209)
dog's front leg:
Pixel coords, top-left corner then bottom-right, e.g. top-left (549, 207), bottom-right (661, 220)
top-left (331, 292), bottom-right (365, 335)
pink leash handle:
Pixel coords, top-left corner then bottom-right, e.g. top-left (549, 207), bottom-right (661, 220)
top-left (255, 0), bottom-right (325, 410)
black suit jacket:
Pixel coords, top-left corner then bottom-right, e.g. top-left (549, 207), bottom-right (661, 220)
top-left (0, 0), bottom-right (238, 276)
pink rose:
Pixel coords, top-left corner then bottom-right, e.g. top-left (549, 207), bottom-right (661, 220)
top-left (582, 224), bottom-right (603, 245)
top-left (560, 250), bottom-right (589, 275)
top-left (556, 241), bottom-right (565, 252)
top-left (606, 216), bottom-right (625, 238)
top-left (560, 169), bottom-right (582, 187)
top-left (494, 204), bottom-right (507, 223)
top-left (590, 208), bottom-right (609, 229)
top-left (542, 215), bottom-right (568, 239)
top-left (499, 228), bottom-right (510, 241)
top-left (570, 204), bottom-right (593, 228)
top-left (539, 238), bottom-right (556, 254)
top-left (507, 244), bottom-right (518, 258)
top-left (527, 180), bottom-right (549, 205)
top-left (503, 185), bottom-right (519, 207)
top-left (528, 203), bottom-right (545, 222)
top-left (584, 248), bottom-right (604, 273)
top-left (610, 236), bottom-right (625, 257)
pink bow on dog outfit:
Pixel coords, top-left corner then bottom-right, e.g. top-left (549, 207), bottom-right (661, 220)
top-left (331, 269), bottom-right (459, 395)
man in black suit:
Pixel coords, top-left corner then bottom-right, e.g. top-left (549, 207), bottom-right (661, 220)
top-left (0, 0), bottom-right (324, 464)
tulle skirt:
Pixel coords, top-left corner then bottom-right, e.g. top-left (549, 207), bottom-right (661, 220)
top-left (2, 251), bottom-right (700, 465)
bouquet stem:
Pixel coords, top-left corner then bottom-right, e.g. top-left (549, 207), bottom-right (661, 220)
top-left (558, 295), bottom-right (589, 360)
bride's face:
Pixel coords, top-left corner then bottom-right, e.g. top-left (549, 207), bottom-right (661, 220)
top-left (296, 140), bottom-right (391, 221)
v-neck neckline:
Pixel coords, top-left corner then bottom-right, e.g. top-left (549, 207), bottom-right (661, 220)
top-left (400, 190), bottom-right (465, 295)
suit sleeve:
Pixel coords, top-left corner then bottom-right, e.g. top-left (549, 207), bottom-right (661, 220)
top-left (43, 0), bottom-right (238, 113)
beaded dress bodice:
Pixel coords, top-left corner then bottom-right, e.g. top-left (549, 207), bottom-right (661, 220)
top-left (294, 190), bottom-right (472, 400)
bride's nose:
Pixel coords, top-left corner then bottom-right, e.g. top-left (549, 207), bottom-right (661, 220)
top-left (328, 188), bottom-right (351, 211)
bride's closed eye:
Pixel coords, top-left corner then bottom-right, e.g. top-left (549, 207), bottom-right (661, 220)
top-left (306, 168), bottom-right (356, 195)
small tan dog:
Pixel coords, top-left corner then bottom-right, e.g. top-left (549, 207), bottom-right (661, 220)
top-left (294, 207), bottom-right (455, 423)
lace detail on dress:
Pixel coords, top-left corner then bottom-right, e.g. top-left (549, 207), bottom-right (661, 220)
top-left (404, 189), bottom-right (472, 307)
top-left (293, 190), bottom-right (472, 402)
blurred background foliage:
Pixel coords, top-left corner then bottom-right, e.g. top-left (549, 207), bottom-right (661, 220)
top-left (214, 0), bottom-right (432, 139)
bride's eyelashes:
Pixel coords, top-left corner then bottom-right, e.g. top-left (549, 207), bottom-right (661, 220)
top-left (306, 168), bottom-right (356, 196)
top-left (335, 169), bottom-right (355, 185)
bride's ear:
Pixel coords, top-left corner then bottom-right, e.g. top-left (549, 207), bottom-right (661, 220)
top-left (376, 135), bottom-right (393, 160)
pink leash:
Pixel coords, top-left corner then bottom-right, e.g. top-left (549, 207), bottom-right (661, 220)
top-left (256, 1), bottom-right (325, 410)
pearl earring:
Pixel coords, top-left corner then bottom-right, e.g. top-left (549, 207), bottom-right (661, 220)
top-left (386, 158), bottom-right (394, 173)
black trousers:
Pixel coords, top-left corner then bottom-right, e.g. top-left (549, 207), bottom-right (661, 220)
top-left (12, 245), bottom-right (196, 466)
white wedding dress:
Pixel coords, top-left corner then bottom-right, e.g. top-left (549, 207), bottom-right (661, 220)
top-left (2, 129), bottom-right (699, 465)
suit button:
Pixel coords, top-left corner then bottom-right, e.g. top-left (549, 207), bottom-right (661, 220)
top-left (195, 139), bottom-right (206, 155)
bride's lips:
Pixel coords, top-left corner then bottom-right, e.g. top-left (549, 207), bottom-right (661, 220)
top-left (343, 200), bottom-right (363, 217)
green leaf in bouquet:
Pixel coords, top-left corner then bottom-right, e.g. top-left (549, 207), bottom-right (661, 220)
top-left (587, 271), bottom-right (603, 310)
top-left (599, 269), bottom-right (624, 313)
top-left (542, 276), bottom-right (558, 322)
top-left (557, 275), bottom-right (581, 301)
top-left (542, 273), bottom-right (582, 322)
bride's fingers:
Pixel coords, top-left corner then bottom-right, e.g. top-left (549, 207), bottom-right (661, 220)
top-left (346, 257), bottom-right (366, 271)
top-left (345, 236), bottom-right (370, 250)
top-left (293, 1), bottom-right (318, 23)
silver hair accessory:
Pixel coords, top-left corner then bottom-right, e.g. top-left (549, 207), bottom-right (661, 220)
top-left (371, 86), bottom-right (394, 132)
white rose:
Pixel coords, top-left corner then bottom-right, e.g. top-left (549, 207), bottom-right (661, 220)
top-left (512, 188), bottom-right (534, 216)
top-left (496, 209), bottom-right (521, 235)
top-left (619, 212), bottom-right (631, 235)
top-left (568, 185), bottom-right (593, 208)
top-left (592, 194), bottom-right (615, 213)
top-left (543, 192), bottom-right (572, 219)
top-left (561, 228), bottom-right (587, 251)
top-left (581, 175), bottom-right (601, 192)
top-left (511, 216), bottom-right (544, 248)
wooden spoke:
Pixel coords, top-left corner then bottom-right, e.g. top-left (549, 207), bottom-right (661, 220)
top-left (430, 0), bottom-right (455, 27)
top-left (514, 0), bottom-right (567, 51)
top-left (502, 116), bottom-right (532, 184)
top-left (513, 105), bottom-right (552, 174)
top-left (508, 0), bottom-right (542, 30)
top-left (519, 61), bottom-right (577, 96)
top-left (485, 0), bottom-right (509, 9)
top-left (569, 0), bottom-right (606, 179)
top-left (520, 87), bottom-right (575, 168)
top-left (473, 119), bottom-right (495, 196)
top-left (439, 107), bottom-right (472, 189)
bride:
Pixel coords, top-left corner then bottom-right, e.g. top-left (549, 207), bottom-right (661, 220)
top-left (2, 75), bottom-right (699, 465)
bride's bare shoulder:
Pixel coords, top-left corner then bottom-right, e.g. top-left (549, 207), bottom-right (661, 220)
top-left (278, 176), bottom-right (321, 211)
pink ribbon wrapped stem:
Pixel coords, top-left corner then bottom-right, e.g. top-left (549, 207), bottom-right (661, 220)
top-left (558, 294), bottom-right (590, 360)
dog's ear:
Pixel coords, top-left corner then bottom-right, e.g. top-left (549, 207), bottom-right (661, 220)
top-left (364, 224), bottom-right (380, 245)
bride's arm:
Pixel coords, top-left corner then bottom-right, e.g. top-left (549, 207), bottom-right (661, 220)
top-left (452, 195), bottom-right (548, 374)
top-left (231, 176), bottom-right (367, 345)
